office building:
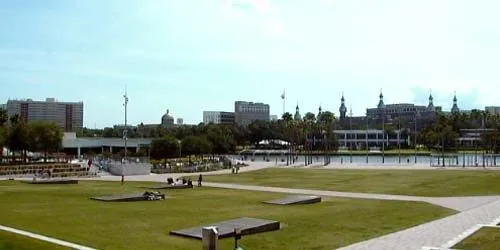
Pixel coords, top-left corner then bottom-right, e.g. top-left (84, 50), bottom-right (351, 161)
top-left (486, 106), bottom-right (500, 115)
top-left (6, 98), bottom-right (83, 132)
top-left (203, 111), bottom-right (235, 125)
top-left (0, 104), bottom-right (6, 110)
top-left (234, 101), bottom-right (270, 126)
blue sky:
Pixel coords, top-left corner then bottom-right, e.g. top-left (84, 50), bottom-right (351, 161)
top-left (1, 0), bottom-right (500, 128)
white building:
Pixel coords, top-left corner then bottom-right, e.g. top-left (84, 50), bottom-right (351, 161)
top-left (203, 111), bottom-right (235, 125)
top-left (486, 106), bottom-right (500, 115)
top-left (333, 129), bottom-right (407, 148)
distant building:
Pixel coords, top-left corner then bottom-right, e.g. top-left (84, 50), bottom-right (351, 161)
top-left (234, 101), bottom-right (270, 126)
top-left (486, 106), bottom-right (500, 115)
top-left (0, 104), bottom-right (6, 110)
top-left (161, 109), bottom-right (175, 128)
top-left (176, 118), bottom-right (184, 125)
top-left (270, 115), bottom-right (278, 121)
top-left (334, 129), bottom-right (407, 149)
top-left (203, 111), bottom-right (235, 125)
top-left (294, 104), bottom-right (302, 121)
top-left (6, 98), bottom-right (84, 132)
top-left (366, 91), bottom-right (439, 120)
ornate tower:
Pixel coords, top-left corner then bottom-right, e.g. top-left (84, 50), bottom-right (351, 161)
top-left (377, 90), bottom-right (385, 109)
top-left (294, 102), bottom-right (302, 121)
top-left (339, 93), bottom-right (347, 120)
top-left (428, 91), bottom-right (435, 111)
top-left (317, 105), bottom-right (323, 121)
top-left (451, 92), bottom-right (459, 114)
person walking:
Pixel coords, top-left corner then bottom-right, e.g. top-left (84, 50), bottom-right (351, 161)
top-left (198, 174), bottom-right (203, 187)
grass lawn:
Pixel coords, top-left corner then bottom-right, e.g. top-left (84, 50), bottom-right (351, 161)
top-left (453, 227), bottom-right (500, 250)
top-left (204, 168), bottom-right (500, 197)
top-left (0, 230), bottom-right (69, 250)
top-left (0, 181), bottom-right (453, 250)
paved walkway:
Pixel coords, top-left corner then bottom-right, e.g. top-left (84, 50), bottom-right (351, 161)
top-left (338, 198), bottom-right (500, 250)
top-left (202, 182), bottom-right (500, 212)
top-left (0, 225), bottom-right (96, 250)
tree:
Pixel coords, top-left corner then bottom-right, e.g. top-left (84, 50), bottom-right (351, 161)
top-left (7, 120), bottom-right (30, 162)
top-left (304, 112), bottom-right (316, 122)
top-left (181, 136), bottom-right (213, 157)
top-left (282, 112), bottom-right (293, 122)
top-left (206, 124), bottom-right (236, 154)
top-left (29, 122), bottom-right (63, 160)
top-left (0, 108), bottom-right (7, 126)
top-left (150, 135), bottom-right (180, 159)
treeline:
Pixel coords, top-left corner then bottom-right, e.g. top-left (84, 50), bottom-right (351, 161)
top-left (419, 111), bottom-right (500, 152)
top-left (0, 109), bottom-right (64, 162)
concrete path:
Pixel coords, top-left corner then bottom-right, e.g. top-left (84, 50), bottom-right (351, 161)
top-left (338, 198), bottom-right (500, 250)
top-left (202, 182), bottom-right (500, 212)
top-left (0, 225), bottom-right (96, 250)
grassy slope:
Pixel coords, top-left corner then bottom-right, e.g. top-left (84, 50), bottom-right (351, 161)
top-left (453, 227), bottom-right (500, 250)
top-left (0, 181), bottom-right (453, 250)
top-left (205, 168), bottom-right (500, 197)
top-left (0, 230), bottom-right (69, 250)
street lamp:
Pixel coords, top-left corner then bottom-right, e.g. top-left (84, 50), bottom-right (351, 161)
top-left (121, 89), bottom-right (129, 179)
top-left (414, 111), bottom-right (419, 164)
top-left (349, 107), bottom-right (353, 164)
top-left (382, 108), bottom-right (386, 164)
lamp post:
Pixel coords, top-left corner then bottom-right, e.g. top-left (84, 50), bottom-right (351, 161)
top-left (349, 107), bottom-right (353, 164)
top-left (414, 111), bottom-right (419, 164)
top-left (366, 117), bottom-right (369, 164)
top-left (121, 89), bottom-right (129, 178)
top-left (382, 108), bottom-right (385, 164)
top-left (398, 117), bottom-right (401, 164)
top-left (123, 91), bottom-right (129, 162)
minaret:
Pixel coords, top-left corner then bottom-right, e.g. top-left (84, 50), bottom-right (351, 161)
top-left (294, 102), bottom-right (301, 121)
top-left (377, 90), bottom-right (385, 109)
top-left (428, 90), bottom-right (435, 111)
top-left (339, 93), bottom-right (347, 120)
top-left (317, 104), bottom-right (323, 121)
top-left (451, 92), bottom-right (459, 114)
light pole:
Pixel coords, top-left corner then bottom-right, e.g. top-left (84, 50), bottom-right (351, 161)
top-left (398, 117), bottom-right (401, 164)
top-left (382, 108), bottom-right (385, 164)
top-left (414, 111), bottom-right (418, 164)
top-left (123, 91), bottom-right (129, 163)
top-left (349, 107), bottom-right (353, 164)
top-left (366, 117), bottom-right (369, 164)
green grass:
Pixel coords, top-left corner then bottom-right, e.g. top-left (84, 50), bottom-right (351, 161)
top-left (205, 168), bottom-right (500, 197)
top-left (0, 230), bottom-right (69, 250)
top-left (453, 227), bottom-right (500, 250)
top-left (0, 181), bottom-right (454, 250)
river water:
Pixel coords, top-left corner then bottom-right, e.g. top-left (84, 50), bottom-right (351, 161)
top-left (230, 154), bottom-right (500, 167)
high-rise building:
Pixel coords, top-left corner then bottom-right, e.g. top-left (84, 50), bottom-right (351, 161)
top-left (203, 111), bottom-right (235, 125)
top-left (486, 106), bottom-right (500, 115)
top-left (6, 98), bottom-right (83, 132)
top-left (234, 101), bottom-right (270, 126)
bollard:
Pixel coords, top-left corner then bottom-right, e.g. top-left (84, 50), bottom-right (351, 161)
top-left (202, 226), bottom-right (219, 250)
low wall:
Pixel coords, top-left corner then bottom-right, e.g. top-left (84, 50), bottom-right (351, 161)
top-left (108, 163), bottom-right (151, 176)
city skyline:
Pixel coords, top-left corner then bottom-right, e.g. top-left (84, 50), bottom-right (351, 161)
top-left (1, 0), bottom-right (500, 127)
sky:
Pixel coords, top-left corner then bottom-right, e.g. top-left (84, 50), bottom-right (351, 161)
top-left (1, 0), bottom-right (500, 128)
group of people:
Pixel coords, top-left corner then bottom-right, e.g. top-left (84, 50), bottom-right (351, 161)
top-left (166, 174), bottom-right (203, 187)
